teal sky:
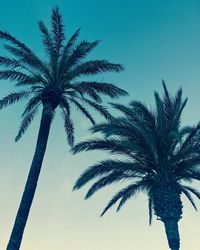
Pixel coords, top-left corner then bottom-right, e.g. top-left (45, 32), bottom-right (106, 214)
top-left (0, 1), bottom-right (200, 249)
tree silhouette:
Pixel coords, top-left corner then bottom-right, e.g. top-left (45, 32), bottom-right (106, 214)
top-left (73, 82), bottom-right (200, 250)
top-left (0, 7), bottom-right (127, 250)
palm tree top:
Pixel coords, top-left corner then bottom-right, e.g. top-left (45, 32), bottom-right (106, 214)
top-left (72, 81), bottom-right (200, 221)
top-left (0, 6), bottom-right (127, 145)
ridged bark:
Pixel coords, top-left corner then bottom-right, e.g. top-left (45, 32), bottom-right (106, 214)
top-left (151, 181), bottom-right (182, 250)
top-left (6, 102), bottom-right (54, 250)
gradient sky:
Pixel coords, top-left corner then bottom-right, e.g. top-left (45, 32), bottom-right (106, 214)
top-left (0, 1), bottom-right (200, 249)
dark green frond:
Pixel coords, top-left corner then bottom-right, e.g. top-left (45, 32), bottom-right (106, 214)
top-left (182, 186), bottom-right (200, 200)
top-left (85, 172), bottom-right (131, 199)
top-left (22, 95), bottom-right (41, 116)
top-left (0, 91), bottom-right (30, 110)
top-left (0, 70), bottom-right (35, 82)
top-left (51, 6), bottom-right (65, 55)
top-left (78, 97), bottom-right (113, 121)
top-left (73, 160), bottom-right (141, 190)
top-left (0, 56), bottom-right (21, 69)
top-left (181, 187), bottom-right (197, 211)
top-left (110, 102), bottom-right (135, 118)
top-left (101, 184), bottom-right (141, 216)
top-left (72, 138), bottom-right (132, 158)
top-left (59, 28), bottom-right (80, 70)
top-left (67, 97), bottom-right (95, 125)
top-left (71, 83), bottom-right (102, 102)
top-left (68, 60), bottom-right (123, 79)
top-left (38, 21), bottom-right (55, 60)
top-left (148, 197), bottom-right (153, 225)
top-left (73, 81), bottom-right (128, 99)
top-left (60, 102), bottom-right (74, 147)
top-left (63, 41), bottom-right (99, 73)
top-left (2, 42), bottom-right (50, 77)
top-left (0, 30), bottom-right (34, 54)
top-left (15, 104), bottom-right (40, 141)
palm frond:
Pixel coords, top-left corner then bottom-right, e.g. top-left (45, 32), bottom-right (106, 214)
top-left (51, 6), bottom-right (65, 56)
top-left (71, 83), bottom-right (102, 102)
top-left (181, 187), bottom-right (197, 211)
top-left (67, 97), bottom-right (95, 125)
top-left (60, 102), bottom-right (74, 147)
top-left (148, 197), bottom-right (153, 225)
top-left (0, 56), bottom-right (21, 69)
top-left (78, 97), bottom-right (113, 120)
top-left (63, 40), bottom-right (99, 72)
top-left (182, 186), bottom-right (200, 200)
top-left (73, 81), bottom-right (128, 99)
top-left (0, 91), bottom-right (30, 109)
top-left (73, 160), bottom-right (142, 190)
top-left (38, 21), bottom-right (55, 61)
top-left (15, 104), bottom-right (40, 141)
top-left (101, 184), bottom-right (141, 216)
top-left (59, 28), bottom-right (80, 71)
top-left (0, 30), bottom-right (34, 54)
top-left (0, 70), bottom-right (35, 82)
top-left (22, 95), bottom-right (41, 116)
top-left (72, 138), bottom-right (133, 158)
top-left (2, 41), bottom-right (50, 77)
top-left (85, 172), bottom-right (131, 199)
top-left (68, 60), bottom-right (123, 79)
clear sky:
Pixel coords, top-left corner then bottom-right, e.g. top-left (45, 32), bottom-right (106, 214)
top-left (0, 0), bottom-right (200, 249)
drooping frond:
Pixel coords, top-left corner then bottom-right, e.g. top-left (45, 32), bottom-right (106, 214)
top-left (73, 81), bottom-right (128, 99)
top-left (0, 91), bottom-right (30, 109)
top-left (78, 97), bottom-right (113, 121)
top-left (15, 104), bottom-right (40, 142)
top-left (71, 83), bottom-right (102, 102)
top-left (101, 183), bottom-right (142, 216)
top-left (22, 95), bottom-right (41, 116)
top-left (72, 138), bottom-right (133, 158)
top-left (181, 187), bottom-right (198, 211)
top-left (67, 97), bottom-right (95, 125)
top-left (60, 102), bottom-right (74, 147)
top-left (182, 186), bottom-right (200, 200)
top-left (85, 172), bottom-right (132, 199)
top-left (148, 197), bottom-right (153, 225)
top-left (73, 160), bottom-right (143, 190)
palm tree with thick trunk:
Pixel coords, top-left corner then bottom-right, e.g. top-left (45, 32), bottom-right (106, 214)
top-left (73, 82), bottom-right (200, 250)
top-left (0, 7), bottom-right (127, 250)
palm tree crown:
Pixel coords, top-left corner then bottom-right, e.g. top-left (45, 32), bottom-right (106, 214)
top-left (73, 82), bottom-right (200, 250)
top-left (0, 6), bottom-right (127, 145)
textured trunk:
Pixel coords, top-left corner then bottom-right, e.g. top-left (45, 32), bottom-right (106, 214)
top-left (6, 103), bottom-right (54, 250)
top-left (151, 181), bottom-right (182, 250)
top-left (164, 219), bottom-right (180, 250)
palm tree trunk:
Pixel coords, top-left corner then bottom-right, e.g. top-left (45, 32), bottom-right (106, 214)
top-left (6, 102), bottom-right (54, 250)
top-left (164, 219), bottom-right (180, 250)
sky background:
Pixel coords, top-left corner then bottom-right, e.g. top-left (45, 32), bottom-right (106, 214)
top-left (0, 0), bottom-right (200, 249)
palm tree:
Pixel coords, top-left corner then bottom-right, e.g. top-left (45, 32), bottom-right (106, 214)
top-left (0, 7), bottom-right (127, 250)
top-left (73, 82), bottom-right (200, 250)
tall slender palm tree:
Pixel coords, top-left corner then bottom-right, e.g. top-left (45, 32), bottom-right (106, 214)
top-left (73, 82), bottom-right (200, 250)
top-left (0, 7), bottom-right (127, 250)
